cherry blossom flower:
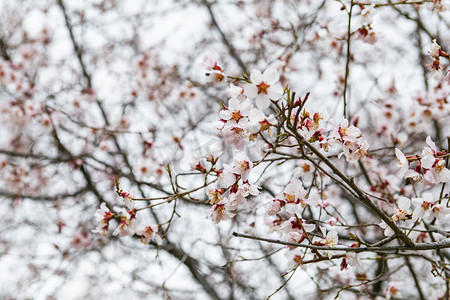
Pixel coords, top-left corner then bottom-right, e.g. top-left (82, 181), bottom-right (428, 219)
top-left (244, 68), bottom-right (284, 109)
top-left (361, 4), bottom-right (376, 25)
top-left (247, 108), bottom-right (276, 135)
top-left (424, 159), bottom-right (450, 185)
top-left (280, 216), bottom-right (315, 234)
top-left (266, 197), bottom-right (284, 216)
top-left (355, 25), bottom-right (377, 44)
top-left (286, 231), bottom-right (306, 248)
top-left (320, 230), bottom-right (339, 247)
top-left (228, 83), bottom-right (246, 101)
top-left (222, 124), bottom-right (249, 150)
top-left (119, 191), bottom-right (135, 210)
top-left (229, 152), bottom-right (253, 181)
top-left (239, 181), bottom-right (260, 198)
top-left (385, 281), bottom-right (402, 299)
top-left (331, 118), bottom-right (369, 163)
top-left (294, 160), bottom-right (315, 183)
top-left (227, 189), bottom-right (247, 210)
top-left (412, 192), bottom-right (449, 223)
top-left (391, 197), bottom-right (411, 222)
top-left (379, 220), bottom-right (394, 237)
top-left (218, 167), bottom-right (238, 187)
top-left (135, 221), bottom-right (162, 245)
top-left (208, 202), bottom-right (235, 224)
top-left (280, 179), bottom-right (310, 213)
top-left (112, 207), bottom-right (137, 237)
top-left (429, 203), bottom-right (449, 223)
top-left (201, 53), bottom-right (225, 83)
top-left (346, 252), bottom-right (362, 268)
top-left (328, 217), bottom-right (338, 226)
top-left (343, 140), bottom-right (369, 163)
top-left (92, 203), bottom-right (114, 237)
top-left (285, 248), bottom-right (306, 270)
top-left (219, 97), bottom-right (252, 125)
top-left (201, 142), bottom-right (223, 163)
top-left (190, 153), bottom-right (206, 172)
top-left (207, 188), bottom-right (224, 205)
top-left (429, 39), bottom-right (441, 58)
top-left (420, 136), bottom-right (450, 185)
top-left (395, 148), bottom-right (409, 177)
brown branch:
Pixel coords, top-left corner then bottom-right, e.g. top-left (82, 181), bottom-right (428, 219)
top-left (0, 188), bottom-right (88, 201)
top-left (285, 127), bottom-right (414, 247)
top-left (232, 232), bottom-right (450, 252)
top-left (201, 0), bottom-right (248, 74)
top-left (404, 256), bottom-right (426, 300)
top-left (343, 0), bottom-right (354, 118)
top-left (390, 2), bottom-right (443, 46)
top-left (355, 1), bottom-right (432, 7)
top-left (161, 241), bottom-right (223, 300)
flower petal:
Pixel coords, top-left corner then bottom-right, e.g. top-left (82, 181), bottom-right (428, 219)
top-left (255, 94), bottom-right (271, 109)
top-left (250, 70), bottom-right (263, 83)
top-left (263, 68), bottom-right (280, 84)
top-left (426, 135), bottom-right (437, 151)
top-left (244, 83), bottom-right (258, 98)
top-left (268, 84), bottom-right (284, 100)
top-left (421, 154), bottom-right (435, 169)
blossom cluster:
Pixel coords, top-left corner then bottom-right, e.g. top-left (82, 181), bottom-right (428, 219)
top-left (209, 67), bottom-right (281, 150)
top-left (395, 135), bottom-right (450, 186)
top-left (207, 152), bottom-right (260, 223)
top-left (427, 39), bottom-right (450, 83)
top-left (92, 203), bottom-right (162, 245)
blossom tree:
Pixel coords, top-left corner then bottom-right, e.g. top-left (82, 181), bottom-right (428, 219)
top-left (0, 0), bottom-right (449, 299)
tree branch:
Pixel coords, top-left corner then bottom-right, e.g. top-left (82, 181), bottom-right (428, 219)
top-left (233, 232), bottom-right (450, 253)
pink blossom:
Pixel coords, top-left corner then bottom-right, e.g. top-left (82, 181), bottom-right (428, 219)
top-left (294, 160), bottom-right (315, 183)
top-left (227, 190), bottom-right (247, 210)
top-left (285, 248), bottom-right (305, 270)
top-left (227, 83), bottom-right (246, 101)
top-left (219, 97), bottom-right (252, 125)
top-left (239, 181), bottom-right (260, 197)
top-left (222, 124), bottom-right (249, 150)
top-left (395, 148), bottom-right (409, 178)
top-left (266, 198), bottom-right (284, 216)
top-left (230, 152), bottom-right (253, 181)
top-left (421, 136), bottom-right (450, 185)
top-left (112, 207), bottom-right (137, 237)
top-left (208, 202), bottom-right (235, 224)
top-left (328, 217), bottom-right (338, 226)
top-left (286, 231), bottom-right (306, 247)
top-left (244, 68), bottom-right (284, 109)
top-left (135, 221), bottom-right (162, 245)
top-left (385, 281), bottom-right (402, 299)
top-left (280, 216), bottom-right (315, 234)
top-left (320, 230), bottom-right (339, 247)
top-left (201, 54), bottom-right (225, 83)
top-left (391, 197), bottom-right (411, 222)
top-left (207, 188), bottom-right (224, 205)
top-left (429, 39), bottom-right (441, 58)
top-left (346, 252), bottom-right (363, 268)
top-left (412, 192), bottom-right (449, 223)
top-left (379, 221), bottom-right (394, 237)
top-left (247, 108), bottom-right (276, 134)
top-left (331, 118), bottom-right (369, 163)
top-left (92, 203), bottom-right (114, 237)
top-left (361, 4), bottom-right (376, 25)
top-left (423, 159), bottom-right (450, 185)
